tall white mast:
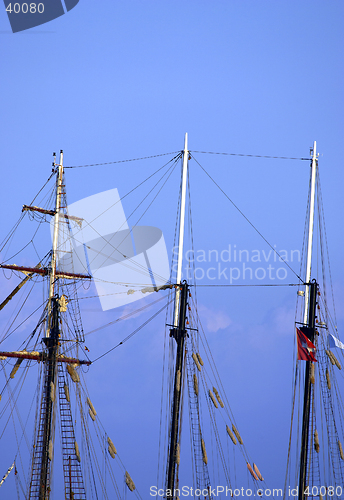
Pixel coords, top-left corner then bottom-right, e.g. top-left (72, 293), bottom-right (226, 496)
top-left (47, 150), bottom-right (64, 336)
top-left (303, 141), bottom-right (317, 324)
top-left (173, 133), bottom-right (189, 327)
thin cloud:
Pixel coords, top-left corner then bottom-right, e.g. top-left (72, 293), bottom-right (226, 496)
top-left (198, 304), bottom-right (232, 333)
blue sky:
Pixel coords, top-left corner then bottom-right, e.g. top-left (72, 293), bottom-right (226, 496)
top-left (0, 1), bottom-right (343, 497)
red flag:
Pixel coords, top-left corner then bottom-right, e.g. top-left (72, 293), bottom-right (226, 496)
top-left (296, 327), bottom-right (317, 362)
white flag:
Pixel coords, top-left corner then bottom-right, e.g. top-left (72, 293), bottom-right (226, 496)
top-left (329, 333), bottom-right (344, 350)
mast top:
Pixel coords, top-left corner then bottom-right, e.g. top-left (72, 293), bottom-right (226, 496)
top-left (174, 134), bottom-right (189, 326)
top-left (184, 133), bottom-right (188, 152)
top-left (303, 141), bottom-right (318, 324)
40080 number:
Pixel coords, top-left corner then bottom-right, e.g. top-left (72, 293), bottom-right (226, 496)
top-left (6, 3), bottom-right (44, 14)
top-left (304, 485), bottom-right (343, 497)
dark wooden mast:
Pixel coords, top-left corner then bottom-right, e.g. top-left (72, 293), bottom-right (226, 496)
top-left (166, 282), bottom-right (188, 498)
top-left (298, 281), bottom-right (317, 500)
top-left (0, 151), bottom-right (90, 498)
top-left (38, 296), bottom-right (60, 499)
top-left (10, 151), bottom-right (89, 499)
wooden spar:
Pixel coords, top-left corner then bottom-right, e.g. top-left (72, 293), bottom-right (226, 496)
top-left (22, 205), bottom-right (83, 224)
top-left (0, 264), bottom-right (47, 275)
top-left (0, 351), bottom-right (91, 365)
top-left (22, 205), bottom-right (55, 216)
top-left (0, 265), bottom-right (40, 311)
top-left (55, 270), bottom-right (91, 279)
top-left (0, 264), bottom-right (91, 280)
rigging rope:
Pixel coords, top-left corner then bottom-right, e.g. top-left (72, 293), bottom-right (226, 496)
top-left (64, 151), bottom-right (181, 168)
top-left (191, 150), bottom-right (309, 161)
top-left (91, 298), bottom-right (172, 363)
top-left (84, 155), bottom-right (180, 284)
top-left (0, 299), bottom-right (47, 346)
top-left (63, 149), bottom-right (309, 169)
top-left (54, 154), bottom-right (181, 288)
top-left (195, 283), bottom-right (301, 287)
top-left (0, 172), bottom-right (55, 254)
top-left (81, 293), bottom-right (170, 338)
top-left (191, 153), bottom-right (304, 283)
top-left (316, 167), bottom-right (338, 334)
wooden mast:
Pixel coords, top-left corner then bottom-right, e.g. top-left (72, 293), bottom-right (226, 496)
top-left (166, 282), bottom-right (188, 499)
top-left (37, 150), bottom-right (64, 500)
top-left (298, 282), bottom-right (317, 500)
top-left (0, 151), bottom-right (90, 498)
